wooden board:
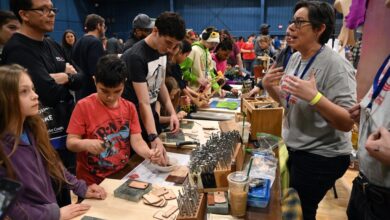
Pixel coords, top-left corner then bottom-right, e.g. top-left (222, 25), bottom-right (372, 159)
top-left (73, 179), bottom-right (181, 220)
top-left (160, 120), bottom-right (220, 148)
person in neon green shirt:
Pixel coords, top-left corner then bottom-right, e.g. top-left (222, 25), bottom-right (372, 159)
top-left (184, 27), bottom-right (220, 93)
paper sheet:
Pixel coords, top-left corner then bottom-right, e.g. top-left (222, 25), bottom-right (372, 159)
top-left (121, 152), bottom-right (190, 186)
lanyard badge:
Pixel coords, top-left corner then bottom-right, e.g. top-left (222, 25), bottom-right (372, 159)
top-left (286, 46), bottom-right (324, 108)
top-left (367, 54), bottom-right (390, 109)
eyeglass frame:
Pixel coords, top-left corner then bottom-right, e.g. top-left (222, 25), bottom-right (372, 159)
top-left (288, 19), bottom-right (312, 29)
top-left (25, 7), bottom-right (59, 15)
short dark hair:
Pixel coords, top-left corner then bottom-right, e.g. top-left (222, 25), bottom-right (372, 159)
top-left (294, 1), bottom-right (335, 45)
top-left (95, 55), bottom-right (127, 87)
top-left (215, 39), bottom-right (233, 52)
top-left (0, 10), bottom-right (18, 26)
top-left (84, 14), bottom-right (105, 32)
top-left (9, 0), bottom-right (33, 22)
top-left (155, 12), bottom-right (185, 40)
top-left (180, 40), bottom-right (192, 54)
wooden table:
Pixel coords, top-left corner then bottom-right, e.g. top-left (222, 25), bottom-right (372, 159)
top-left (107, 146), bottom-right (282, 220)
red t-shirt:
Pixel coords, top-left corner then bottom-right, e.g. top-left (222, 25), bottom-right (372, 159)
top-left (242, 42), bottom-right (255, 60)
top-left (67, 94), bottom-right (141, 185)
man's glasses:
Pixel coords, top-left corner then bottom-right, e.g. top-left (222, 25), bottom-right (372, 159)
top-left (289, 19), bottom-right (311, 29)
top-left (26, 7), bottom-right (59, 15)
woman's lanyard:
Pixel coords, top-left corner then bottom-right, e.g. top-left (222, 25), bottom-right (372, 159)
top-left (286, 46), bottom-right (324, 108)
top-left (366, 54), bottom-right (390, 110)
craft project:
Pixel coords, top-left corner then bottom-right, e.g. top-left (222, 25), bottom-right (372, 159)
top-left (165, 166), bottom-right (189, 184)
top-left (114, 179), bottom-right (152, 202)
top-left (180, 120), bottom-right (195, 129)
top-left (145, 157), bottom-right (179, 173)
top-left (215, 101), bottom-right (239, 110)
top-left (166, 130), bottom-right (185, 142)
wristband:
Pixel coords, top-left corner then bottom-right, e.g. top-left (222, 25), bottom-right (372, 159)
top-left (309, 92), bottom-right (322, 106)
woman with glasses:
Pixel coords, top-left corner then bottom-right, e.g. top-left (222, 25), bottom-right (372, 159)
top-left (262, 1), bottom-right (356, 219)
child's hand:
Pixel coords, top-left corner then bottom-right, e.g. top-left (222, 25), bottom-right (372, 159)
top-left (231, 88), bottom-right (239, 96)
top-left (60, 204), bottom-right (90, 220)
top-left (149, 148), bottom-right (161, 164)
top-left (85, 184), bottom-right (107, 200)
top-left (85, 139), bottom-right (105, 155)
top-left (177, 111), bottom-right (187, 120)
top-left (197, 77), bottom-right (209, 87)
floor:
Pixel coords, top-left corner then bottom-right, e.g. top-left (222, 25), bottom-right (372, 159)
top-left (316, 169), bottom-right (358, 220)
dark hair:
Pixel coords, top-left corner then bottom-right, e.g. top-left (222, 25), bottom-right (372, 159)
top-left (180, 40), bottom-right (192, 54)
top-left (84, 14), bottom-right (105, 32)
top-left (165, 76), bottom-right (178, 93)
top-left (220, 29), bottom-right (232, 39)
top-left (9, 0), bottom-right (33, 22)
top-left (155, 12), bottom-right (185, 41)
top-left (215, 39), bottom-right (233, 52)
top-left (0, 10), bottom-right (18, 26)
top-left (61, 29), bottom-right (76, 48)
top-left (95, 55), bottom-right (127, 87)
top-left (294, 0), bottom-right (335, 45)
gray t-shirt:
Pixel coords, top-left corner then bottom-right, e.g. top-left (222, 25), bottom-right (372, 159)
top-left (280, 46), bottom-right (356, 157)
top-left (358, 60), bottom-right (390, 187)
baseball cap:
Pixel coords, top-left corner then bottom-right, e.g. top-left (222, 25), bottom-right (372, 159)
top-left (260, 23), bottom-right (271, 29)
top-left (132, 14), bottom-right (154, 29)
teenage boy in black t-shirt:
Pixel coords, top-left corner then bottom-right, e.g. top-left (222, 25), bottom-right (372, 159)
top-left (121, 12), bottom-right (186, 165)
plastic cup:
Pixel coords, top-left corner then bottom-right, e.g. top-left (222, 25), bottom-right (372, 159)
top-left (228, 171), bottom-right (249, 217)
top-left (237, 122), bottom-right (251, 144)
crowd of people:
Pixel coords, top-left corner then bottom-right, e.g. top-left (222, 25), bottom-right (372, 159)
top-left (0, 0), bottom-right (389, 220)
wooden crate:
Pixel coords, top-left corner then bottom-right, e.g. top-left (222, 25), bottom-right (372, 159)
top-left (241, 97), bottom-right (284, 140)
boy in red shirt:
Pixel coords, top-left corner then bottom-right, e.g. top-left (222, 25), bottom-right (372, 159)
top-left (66, 55), bottom-right (160, 185)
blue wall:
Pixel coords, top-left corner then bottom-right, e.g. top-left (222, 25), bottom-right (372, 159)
top-left (1, 0), bottom-right (341, 42)
top-left (174, 0), bottom-right (262, 38)
top-left (51, 0), bottom-right (94, 42)
top-left (0, 0), bottom-right (9, 9)
top-left (96, 0), bottom-right (170, 41)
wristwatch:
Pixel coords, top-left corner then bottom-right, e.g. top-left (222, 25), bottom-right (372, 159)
top-left (147, 133), bottom-right (158, 142)
top-left (67, 73), bottom-right (75, 85)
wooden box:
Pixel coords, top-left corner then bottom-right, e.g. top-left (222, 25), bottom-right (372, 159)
top-left (177, 193), bottom-right (206, 220)
top-left (241, 97), bottom-right (284, 140)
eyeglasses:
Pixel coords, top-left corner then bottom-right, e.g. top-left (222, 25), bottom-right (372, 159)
top-left (289, 19), bottom-right (311, 29)
top-left (26, 7), bottom-right (59, 15)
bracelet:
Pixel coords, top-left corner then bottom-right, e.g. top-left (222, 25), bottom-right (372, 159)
top-left (309, 92), bottom-right (322, 106)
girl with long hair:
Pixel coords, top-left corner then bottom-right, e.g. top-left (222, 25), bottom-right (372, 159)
top-left (0, 64), bottom-right (106, 220)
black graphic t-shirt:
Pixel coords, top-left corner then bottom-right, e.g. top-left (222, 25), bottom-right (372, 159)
top-left (121, 40), bottom-right (167, 105)
top-left (121, 40), bottom-right (167, 136)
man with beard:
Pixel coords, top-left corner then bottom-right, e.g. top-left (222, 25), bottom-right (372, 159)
top-left (72, 14), bottom-right (106, 101)
top-left (122, 13), bottom-right (153, 52)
